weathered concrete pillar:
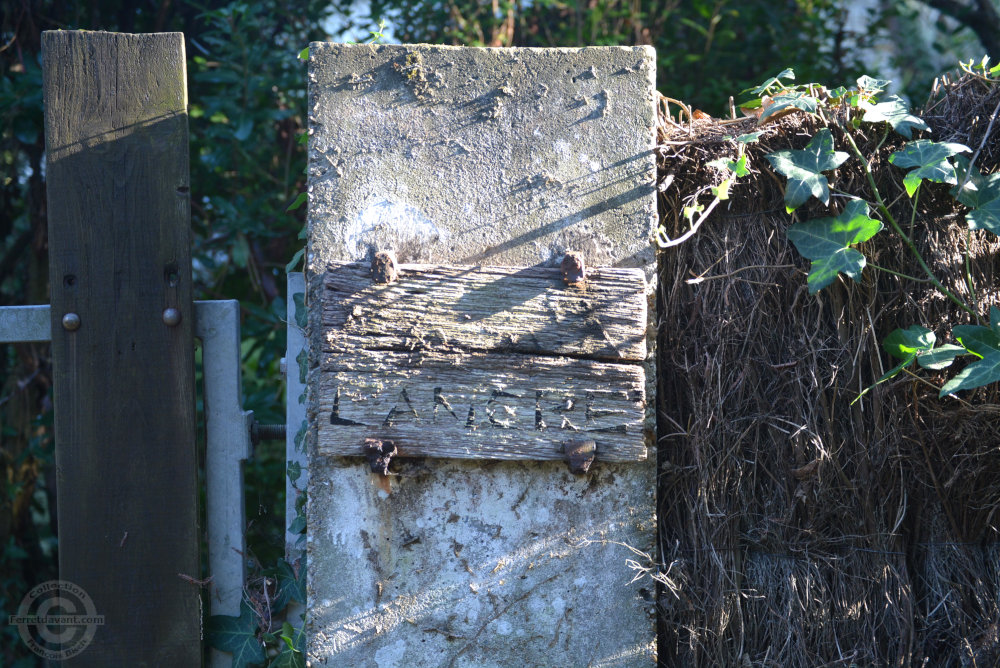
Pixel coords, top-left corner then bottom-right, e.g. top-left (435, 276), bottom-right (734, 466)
top-left (306, 43), bottom-right (658, 666)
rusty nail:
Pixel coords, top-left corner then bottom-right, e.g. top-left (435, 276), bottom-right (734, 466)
top-left (372, 251), bottom-right (398, 284)
top-left (162, 307), bottom-right (182, 327)
top-left (561, 251), bottom-right (586, 285)
top-left (62, 312), bottom-right (81, 331)
top-left (363, 438), bottom-right (397, 476)
top-left (564, 439), bottom-right (596, 474)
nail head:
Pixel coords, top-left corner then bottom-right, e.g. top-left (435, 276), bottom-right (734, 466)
top-left (162, 308), bottom-right (182, 327)
top-left (62, 312), bottom-right (81, 331)
top-left (561, 251), bottom-right (586, 285)
top-left (372, 251), bottom-right (398, 284)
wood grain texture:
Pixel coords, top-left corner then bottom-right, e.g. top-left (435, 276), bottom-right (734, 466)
top-left (316, 350), bottom-right (647, 461)
top-left (316, 262), bottom-right (649, 462)
top-left (43, 31), bottom-right (200, 667)
top-left (321, 262), bottom-right (648, 361)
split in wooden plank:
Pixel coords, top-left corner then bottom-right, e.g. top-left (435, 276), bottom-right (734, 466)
top-left (315, 349), bottom-right (648, 462)
top-left (320, 261), bottom-right (648, 362)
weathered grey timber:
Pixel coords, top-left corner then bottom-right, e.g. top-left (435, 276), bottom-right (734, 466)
top-left (43, 31), bottom-right (200, 666)
top-left (320, 262), bottom-right (648, 360)
top-left (308, 43), bottom-right (658, 666)
top-left (315, 261), bottom-right (648, 461)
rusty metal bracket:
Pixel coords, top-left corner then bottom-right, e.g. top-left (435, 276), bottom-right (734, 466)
top-left (560, 250), bottom-right (586, 285)
top-left (363, 438), bottom-right (397, 475)
top-left (372, 250), bottom-right (398, 284)
top-left (564, 438), bottom-right (596, 474)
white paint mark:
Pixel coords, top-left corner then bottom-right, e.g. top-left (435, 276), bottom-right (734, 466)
top-left (344, 199), bottom-right (447, 261)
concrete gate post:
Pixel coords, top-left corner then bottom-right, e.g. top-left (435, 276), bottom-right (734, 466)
top-left (306, 44), bottom-right (659, 667)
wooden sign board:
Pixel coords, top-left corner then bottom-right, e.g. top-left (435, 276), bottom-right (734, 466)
top-left (315, 261), bottom-right (650, 462)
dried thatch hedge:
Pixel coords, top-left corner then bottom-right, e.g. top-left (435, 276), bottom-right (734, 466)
top-left (655, 74), bottom-right (1000, 666)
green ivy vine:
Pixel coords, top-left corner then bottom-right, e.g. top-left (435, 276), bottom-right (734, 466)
top-left (662, 59), bottom-right (1000, 400)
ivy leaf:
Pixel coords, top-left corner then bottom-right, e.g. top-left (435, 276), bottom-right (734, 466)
top-left (952, 324), bottom-right (1000, 357)
top-left (286, 191), bottom-right (308, 212)
top-left (269, 559), bottom-right (307, 613)
top-left (917, 344), bottom-right (965, 370)
top-left (294, 419), bottom-right (308, 453)
top-left (856, 75), bottom-right (890, 96)
top-left (882, 326), bottom-right (963, 371)
top-left (707, 154), bottom-right (749, 177)
top-left (857, 326), bottom-right (963, 402)
top-left (861, 95), bottom-right (929, 138)
top-left (950, 157), bottom-right (1000, 236)
top-left (883, 324), bottom-right (935, 360)
top-left (940, 324), bottom-right (1000, 393)
top-left (759, 91), bottom-right (818, 123)
top-left (950, 156), bottom-right (1000, 207)
top-left (730, 154), bottom-right (750, 177)
top-left (280, 621), bottom-right (307, 653)
top-left (874, 325), bottom-right (934, 388)
top-left (711, 178), bottom-right (732, 200)
top-left (206, 601), bottom-right (265, 668)
top-left (966, 200), bottom-right (1000, 235)
top-left (272, 647), bottom-right (307, 668)
top-left (706, 154), bottom-right (745, 198)
top-left (786, 199), bottom-right (882, 292)
top-left (272, 622), bottom-right (307, 668)
top-left (285, 248), bottom-right (306, 274)
top-left (750, 67), bottom-right (795, 95)
top-left (682, 203), bottom-right (704, 223)
top-left (293, 292), bottom-right (307, 329)
top-left (766, 129), bottom-right (849, 211)
top-left (940, 351), bottom-right (1000, 397)
top-left (889, 140), bottom-right (970, 196)
top-left (735, 130), bottom-right (765, 144)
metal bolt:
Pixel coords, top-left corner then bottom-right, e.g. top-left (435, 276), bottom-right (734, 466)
top-left (363, 437), bottom-right (397, 476)
top-left (162, 308), bottom-right (182, 326)
top-left (249, 420), bottom-right (286, 447)
top-left (564, 438), bottom-right (597, 474)
top-left (371, 250), bottom-right (398, 284)
top-left (62, 312), bottom-right (81, 331)
top-left (561, 251), bottom-right (586, 285)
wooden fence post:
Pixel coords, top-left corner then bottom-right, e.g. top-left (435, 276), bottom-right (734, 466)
top-left (42, 31), bottom-right (201, 666)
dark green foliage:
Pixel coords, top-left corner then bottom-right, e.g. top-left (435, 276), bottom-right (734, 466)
top-left (354, 0), bottom-right (869, 114)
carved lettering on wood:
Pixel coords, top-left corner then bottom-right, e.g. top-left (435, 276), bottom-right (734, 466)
top-left (315, 261), bottom-right (650, 462)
